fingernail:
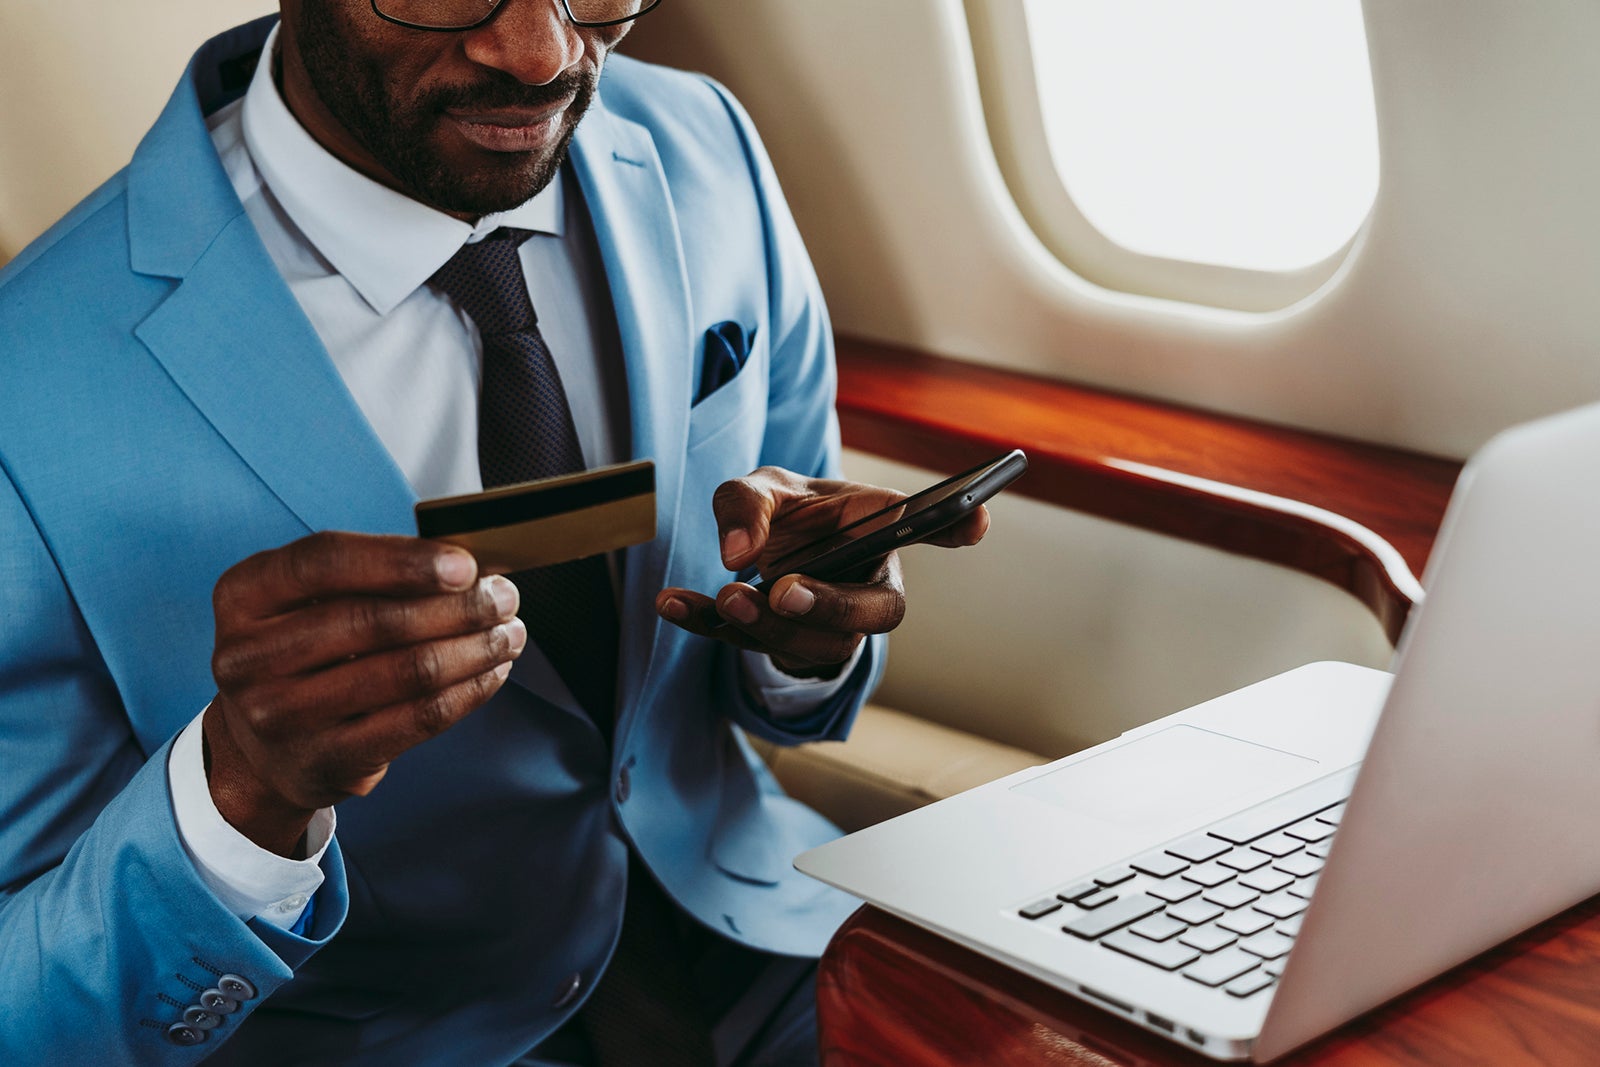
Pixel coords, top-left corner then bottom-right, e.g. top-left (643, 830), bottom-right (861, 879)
top-left (660, 596), bottom-right (688, 622)
top-left (494, 661), bottom-right (513, 681)
top-left (504, 618), bottom-right (528, 654)
top-left (777, 581), bottom-right (815, 616)
top-left (488, 575), bottom-right (519, 617)
top-left (722, 591), bottom-right (759, 626)
top-left (437, 551), bottom-right (474, 588)
top-left (722, 528), bottom-right (752, 564)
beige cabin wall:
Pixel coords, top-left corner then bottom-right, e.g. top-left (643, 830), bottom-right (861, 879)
top-left (624, 0), bottom-right (1600, 459)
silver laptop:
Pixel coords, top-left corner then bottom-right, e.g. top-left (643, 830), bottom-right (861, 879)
top-left (796, 401), bottom-right (1600, 1061)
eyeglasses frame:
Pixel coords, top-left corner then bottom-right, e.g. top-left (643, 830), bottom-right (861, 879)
top-left (371, 0), bottom-right (662, 32)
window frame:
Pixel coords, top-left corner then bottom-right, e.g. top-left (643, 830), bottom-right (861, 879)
top-left (964, 0), bottom-right (1378, 313)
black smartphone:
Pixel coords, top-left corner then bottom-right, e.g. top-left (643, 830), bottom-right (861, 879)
top-left (750, 449), bottom-right (1027, 591)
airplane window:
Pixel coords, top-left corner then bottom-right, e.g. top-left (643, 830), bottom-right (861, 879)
top-left (1023, 0), bottom-right (1378, 274)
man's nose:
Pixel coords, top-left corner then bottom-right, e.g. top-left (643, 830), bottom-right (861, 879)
top-left (461, 0), bottom-right (584, 86)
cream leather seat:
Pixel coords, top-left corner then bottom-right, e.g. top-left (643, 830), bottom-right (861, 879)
top-left (0, 1), bottom-right (273, 264)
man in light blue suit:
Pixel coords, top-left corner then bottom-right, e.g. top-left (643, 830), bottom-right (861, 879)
top-left (0, 2), bottom-right (987, 1064)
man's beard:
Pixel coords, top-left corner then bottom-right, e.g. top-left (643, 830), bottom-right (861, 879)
top-left (293, 6), bottom-right (597, 216)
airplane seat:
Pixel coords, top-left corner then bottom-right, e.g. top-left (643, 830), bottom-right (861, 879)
top-left (0, 1), bottom-right (274, 265)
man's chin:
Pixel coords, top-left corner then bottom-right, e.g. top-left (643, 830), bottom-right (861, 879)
top-left (404, 141), bottom-right (568, 218)
top-left (407, 117), bottom-right (579, 215)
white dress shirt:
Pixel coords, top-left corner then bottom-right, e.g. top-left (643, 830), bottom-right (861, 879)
top-left (167, 26), bottom-right (857, 931)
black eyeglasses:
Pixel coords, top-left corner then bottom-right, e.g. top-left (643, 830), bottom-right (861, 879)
top-left (372, 0), bottom-right (662, 32)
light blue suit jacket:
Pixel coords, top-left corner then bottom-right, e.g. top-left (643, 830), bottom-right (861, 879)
top-left (0, 18), bottom-right (880, 1065)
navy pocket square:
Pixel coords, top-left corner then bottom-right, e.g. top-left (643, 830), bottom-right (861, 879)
top-left (696, 321), bottom-right (755, 404)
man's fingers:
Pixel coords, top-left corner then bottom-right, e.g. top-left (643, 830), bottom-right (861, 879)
top-left (206, 534), bottom-right (520, 841)
top-left (244, 619), bottom-right (527, 731)
top-left (710, 467), bottom-right (856, 569)
top-left (214, 576), bottom-right (520, 682)
top-left (655, 589), bottom-right (769, 653)
top-left (919, 505), bottom-right (991, 549)
top-left (325, 617), bottom-right (525, 714)
top-left (765, 566), bottom-right (907, 636)
top-left (664, 580), bottom-right (876, 668)
top-left (715, 583), bottom-right (865, 666)
top-left (710, 475), bottom-right (781, 569)
top-left (217, 531), bottom-right (479, 620)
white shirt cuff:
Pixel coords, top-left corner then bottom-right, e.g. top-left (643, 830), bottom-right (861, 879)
top-left (167, 708), bottom-right (334, 931)
top-left (739, 642), bottom-right (865, 719)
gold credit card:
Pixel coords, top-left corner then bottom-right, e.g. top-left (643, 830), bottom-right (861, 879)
top-left (414, 460), bottom-right (656, 573)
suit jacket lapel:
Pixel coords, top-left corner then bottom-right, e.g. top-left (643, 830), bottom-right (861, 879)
top-left (127, 22), bottom-right (416, 543)
top-left (133, 223), bottom-right (418, 540)
top-left (569, 104), bottom-right (693, 743)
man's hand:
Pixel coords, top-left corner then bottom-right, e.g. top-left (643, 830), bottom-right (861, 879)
top-left (655, 467), bottom-right (989, 677)
top-left (205, 532), bottom-right (525, 856)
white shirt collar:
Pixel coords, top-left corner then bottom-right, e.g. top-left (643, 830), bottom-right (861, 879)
top-left (239, 24), bottom-right (563, 316)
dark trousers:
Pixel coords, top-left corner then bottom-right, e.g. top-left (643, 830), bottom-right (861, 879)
top-left (516, 862), bottom-right (820, 1067)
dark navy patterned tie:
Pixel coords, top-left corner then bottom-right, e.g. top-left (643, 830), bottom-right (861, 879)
top-left (429, 228), bottom-right (620, 732)
top-left (436, 233), bottom-right (721, 1067)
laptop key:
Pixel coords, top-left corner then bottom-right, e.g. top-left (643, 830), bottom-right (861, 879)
top-left (1217, 910), bottom-right (1274, 937)
top-left (1249, 833), bottom-right (1305, 858)
top-left (1165, 836), bottom-right (1231, 863)
top-left (1278, 914), bottom-right (1304, 937)
top-left (1285, 818), bottom-right (1336, 843)
top-left (1217, 847), bottom-right (1273, 873)
top-left (1226, 971), bottom-right (1276, 998)
top-left (1146, 877), bottom-right (1202, 904)
top-left (1061, 893), bottom-right (1165, 939)
top-left (1102, 931), bottom-right (1202, 971)
top-left (1274, 853), bottom-right (1323, 878)
top-left (1019, 898), bottom-right (1063, 920)
top-left (1180, 862), bottom-right (1237, 887)
top-left (1129, 914), bottom-right (1187, 942)
top-left (1316, 803), bottom-right (1346, 826)
top-left (1178, 923), bottom-right (1238, 953)
top-left (1165, 898), bottom-right (1224, 926)
top-left (1056, 881), bottom-right (1101, 903)
top-left (1130, 852), bottom-right (1189, 879)
top-left (1288, 875), bottom-right (1321, 900)
top-left (1203, 884), bottom-right (1260, 909)
top-left (1238, 931), bottom-right (1295, 960)
top-left (1183, 947), bottom-right (1261, 987)
top-left (1076, 889), bottom-right (1119, 910)
top-left (1239, 869), bottom-right (1295, 894)
top-left (1094, 866), bottom-right (1137, 887)
top-left (1253, 891), bottom-right (1308, 920)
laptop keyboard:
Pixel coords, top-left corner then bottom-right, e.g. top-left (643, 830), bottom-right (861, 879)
top-left (1014, 767), bottom-right (1357, 1000)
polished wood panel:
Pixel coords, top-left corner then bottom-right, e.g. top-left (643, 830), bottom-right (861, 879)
top-left (819, 901), bottom-right (1600, 1066)
top-left (833, 337), bottom-right (1463, 642)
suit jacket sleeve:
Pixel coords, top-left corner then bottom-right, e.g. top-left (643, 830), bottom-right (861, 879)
top-left (0, 465), bottom-right (350, 1065)
top-left (691, 76), bottom-right (888, 747)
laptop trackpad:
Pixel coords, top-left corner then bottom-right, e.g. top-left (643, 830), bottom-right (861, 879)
top-left (1012, 725), bottom-right (1317, 833)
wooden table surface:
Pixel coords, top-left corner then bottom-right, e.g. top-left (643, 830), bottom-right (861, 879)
top-left (817, 900), bottom-right (1600, 1066)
